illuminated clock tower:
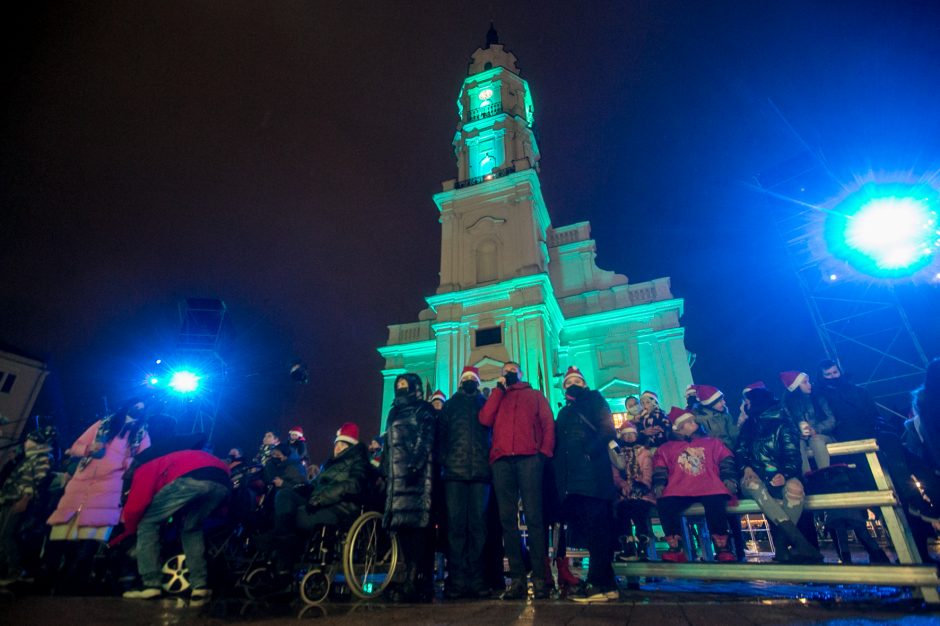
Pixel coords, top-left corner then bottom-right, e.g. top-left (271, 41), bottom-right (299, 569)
top-left (378, 27), bottom-right (693, 429)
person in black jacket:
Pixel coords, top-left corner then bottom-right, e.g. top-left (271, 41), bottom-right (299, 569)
top-left (736, 386), bottom-right (822, 563)
top-left (553, 366), bottom-right (619, 603)
top-left (438, 365), bottom-right (491, 599)
top-left (273, 423), bottom-right (369, 572)
top-left (382, 372), bottom-right (436, 603)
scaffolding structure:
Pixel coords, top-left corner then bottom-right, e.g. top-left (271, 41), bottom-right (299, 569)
top-left (757, 151), bottom-right (930, 413)
top-left (175, 298), bottom-right (228, 440)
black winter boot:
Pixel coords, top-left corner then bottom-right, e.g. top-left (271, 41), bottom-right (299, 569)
top-left (779, 521), bottom-right (824, 563)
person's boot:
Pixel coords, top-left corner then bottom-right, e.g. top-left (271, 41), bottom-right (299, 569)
top-left (616, 535), bottom-right (639, 562)
top-left (779, 521), bottom-right (824, 563)
top-left (661, 535), bottom-right (687, 563)
top-left (636, 535), bottom-right (651, 562)
top-left (532, 574), bottom-right (550, 600)
top-left (554, 556), bottom-right (581, 594)
top-left (712, 534), bottom-right (736, 562)
top-left (390, 563), bottom-right (418, 603)
top-left (500, 578), bottom-right (527, 601)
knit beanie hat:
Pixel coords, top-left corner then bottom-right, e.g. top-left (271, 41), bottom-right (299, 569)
top-left (562, 366), bottom-right (586, 387)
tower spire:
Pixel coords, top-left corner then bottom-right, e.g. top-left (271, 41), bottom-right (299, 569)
top-left (485, 22), bottom-right (499, 48)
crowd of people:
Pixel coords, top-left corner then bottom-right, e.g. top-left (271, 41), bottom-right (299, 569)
top-left (1, 356), bottom-right (939, 604)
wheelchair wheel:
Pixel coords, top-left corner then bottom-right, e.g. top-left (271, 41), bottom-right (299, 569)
top-left (242, 566), bottom-right (280, 600)
top-left (299, 567), bottom-right (331, 605)
top-left (342, 511), bottom-right (398, 599)
top-left (161, 554), bottom-right (190, 594)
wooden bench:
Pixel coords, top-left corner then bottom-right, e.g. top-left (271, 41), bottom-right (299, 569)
top-left (612, 439), bottom-right (940, 604)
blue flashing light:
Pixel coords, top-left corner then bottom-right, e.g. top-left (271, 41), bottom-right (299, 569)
top-left (169, 370), bottom-right (200, 393)
top-left (825, 183), bottom-right (940, 278)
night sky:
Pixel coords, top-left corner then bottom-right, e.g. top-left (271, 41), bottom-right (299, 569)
top-left (3, 1), bottom-right (940, 463)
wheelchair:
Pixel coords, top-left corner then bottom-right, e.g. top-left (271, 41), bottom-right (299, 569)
top-left (237, 508), bottom-right (399, 605)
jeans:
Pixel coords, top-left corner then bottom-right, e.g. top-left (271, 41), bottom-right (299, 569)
top-left (444, 480), bottom-right (489, 592)
top-left (136, 477), bottom-right (229, 588)
top-left (800, 435), bottom-right (833, 474)
top-left (741, 475), bottom-right (804, 525)
top-left (492, 454), bottom-right (547, 582)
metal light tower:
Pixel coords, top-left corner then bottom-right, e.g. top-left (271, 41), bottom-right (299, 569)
top-left (175, 298), bottom-right (228, 440)
top-left (757, 151), bottom-right (931, 414)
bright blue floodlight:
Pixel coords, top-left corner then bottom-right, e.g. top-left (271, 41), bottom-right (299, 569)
top-left (148, 376), bottom-right (160, 386)
top-left (825, 183), bottom-right (940, 278)
top-left (169, 370), bottom-right (200, 393)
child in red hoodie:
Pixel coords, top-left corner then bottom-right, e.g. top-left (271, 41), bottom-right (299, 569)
top-left (652, 406), bottom-right (738, 562)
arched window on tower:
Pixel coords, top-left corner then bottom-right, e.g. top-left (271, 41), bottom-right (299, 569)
top-left (476, 239), bottom-right (498, 284)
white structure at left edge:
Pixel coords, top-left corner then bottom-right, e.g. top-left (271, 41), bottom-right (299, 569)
top-left (376, 27), bottom-right (693, 430)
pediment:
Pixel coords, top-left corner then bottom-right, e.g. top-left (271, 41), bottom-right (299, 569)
top-left (472, 355), bottom-right (506, 381)
top-left (466, 215), bottom-right (506, 234)
top-left (597, 377), bottom-right (639, 398)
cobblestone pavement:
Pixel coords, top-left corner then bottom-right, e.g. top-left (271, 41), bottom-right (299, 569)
top-left (2, 591), bottom-right (938, 626)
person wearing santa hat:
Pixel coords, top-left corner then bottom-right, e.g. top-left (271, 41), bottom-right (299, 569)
top-left (612, 421), bottom-right (655, 565)
top-left (637, 390), bottom-right (670, 450)
top-left (553, 366), bottom-right (618, 602)
top-left (438, 365), bottom-right (491, 599)
top-left (383, 372), bottom-right (437, 603)
top-left (479, 361), bottom-right (555, 600)
top-left (736, 386), bottom-right (822, 563)
top-left (288, 425), bottom-right (309, 466)
top-left (429, 390), bottom-right (447, 412)
top-left (779, 371), bottom-right (835, 474)
top-left (272, 422), bottom-right (370, 576)
top-left (652, 406), bottom-right (738, 563)
top-left (689, 384), bottom-right (739, 451)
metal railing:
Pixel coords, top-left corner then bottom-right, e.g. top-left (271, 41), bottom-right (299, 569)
top-left (469, 101), bottom-right (503, 121)
top-left (454, 164), bottom-right (516, 190)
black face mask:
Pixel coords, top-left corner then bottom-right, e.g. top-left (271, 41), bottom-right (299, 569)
top-left (565, 384), bottom-right (586, 400)
top-left (461, 380), bottom-right (479, 394)
top-left (504, 372), bottom-right (519, 386)
top-left (394, 387), bottom-right (410, 398)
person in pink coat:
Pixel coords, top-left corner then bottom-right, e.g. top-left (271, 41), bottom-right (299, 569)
top-left (47, 400), bottom-right (150, 541)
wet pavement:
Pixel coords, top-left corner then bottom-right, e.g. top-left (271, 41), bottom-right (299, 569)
top-left (2, 586), bottom-right (938, 625)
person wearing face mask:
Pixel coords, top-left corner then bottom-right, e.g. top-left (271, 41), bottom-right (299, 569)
top-left (816, 360), bottom-right (881, 442)
top-left (383, 373), bottom-right (437, 603)
top-left (637, 391), bottom-right (670, 450)
top-left (553, 367), bottom-right (618, 603)
top-left (479, 361), bottom-right (555, 600)
top-left (625, 395), bottom-right (642, 422)
top-left (437, 366), bottom-right (491, 599)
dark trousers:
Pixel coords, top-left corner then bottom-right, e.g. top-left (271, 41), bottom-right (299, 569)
top-left (492, 454), bottom-right (547, 582)
top-left (564, 494), bottom-right (615, 589)
top-left (615, 499), bottom-right (653, 538)
top-left (444, 480), bottom-right (489, 592)
top-left (657, 494), bottom-right (730, 537)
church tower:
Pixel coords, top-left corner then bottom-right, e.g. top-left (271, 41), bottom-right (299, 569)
top-left (378, 29), bottom-right (693, 429)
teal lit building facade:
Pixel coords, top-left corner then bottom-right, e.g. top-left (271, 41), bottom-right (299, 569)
top-left (378, 30), bottom-right (693, 429)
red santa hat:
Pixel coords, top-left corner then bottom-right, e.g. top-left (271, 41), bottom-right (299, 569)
top-left (666, 406), bottom-right (696, 430)
top-left (684, 384), bottom-right (698, 399)
top-left (619, 421), bottom-right (638, 435)
top-left (289, 426), bottom-right (305, 439)
top-left (640, 390), bottom-right (659, 403)
top-left (742, 381), bottom-right (766, 396)
top-left (334, 422), bottom-right (359, 446)
top-left (459, 365), bottom-right (481, 383)
top-left (562, 366), bottom-right (586, 387)
top-left (693, 384), bottom-right (723, 406)
top-left (429, 390), bottom-right (446, 404)
top-left (779, 371), bottom-right (808, 393)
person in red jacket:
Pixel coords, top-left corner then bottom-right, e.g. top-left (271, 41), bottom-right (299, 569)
top-left (112, 448), bottom-right (231, 600)
top-left (478, 361), bottom-right (554, 600)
